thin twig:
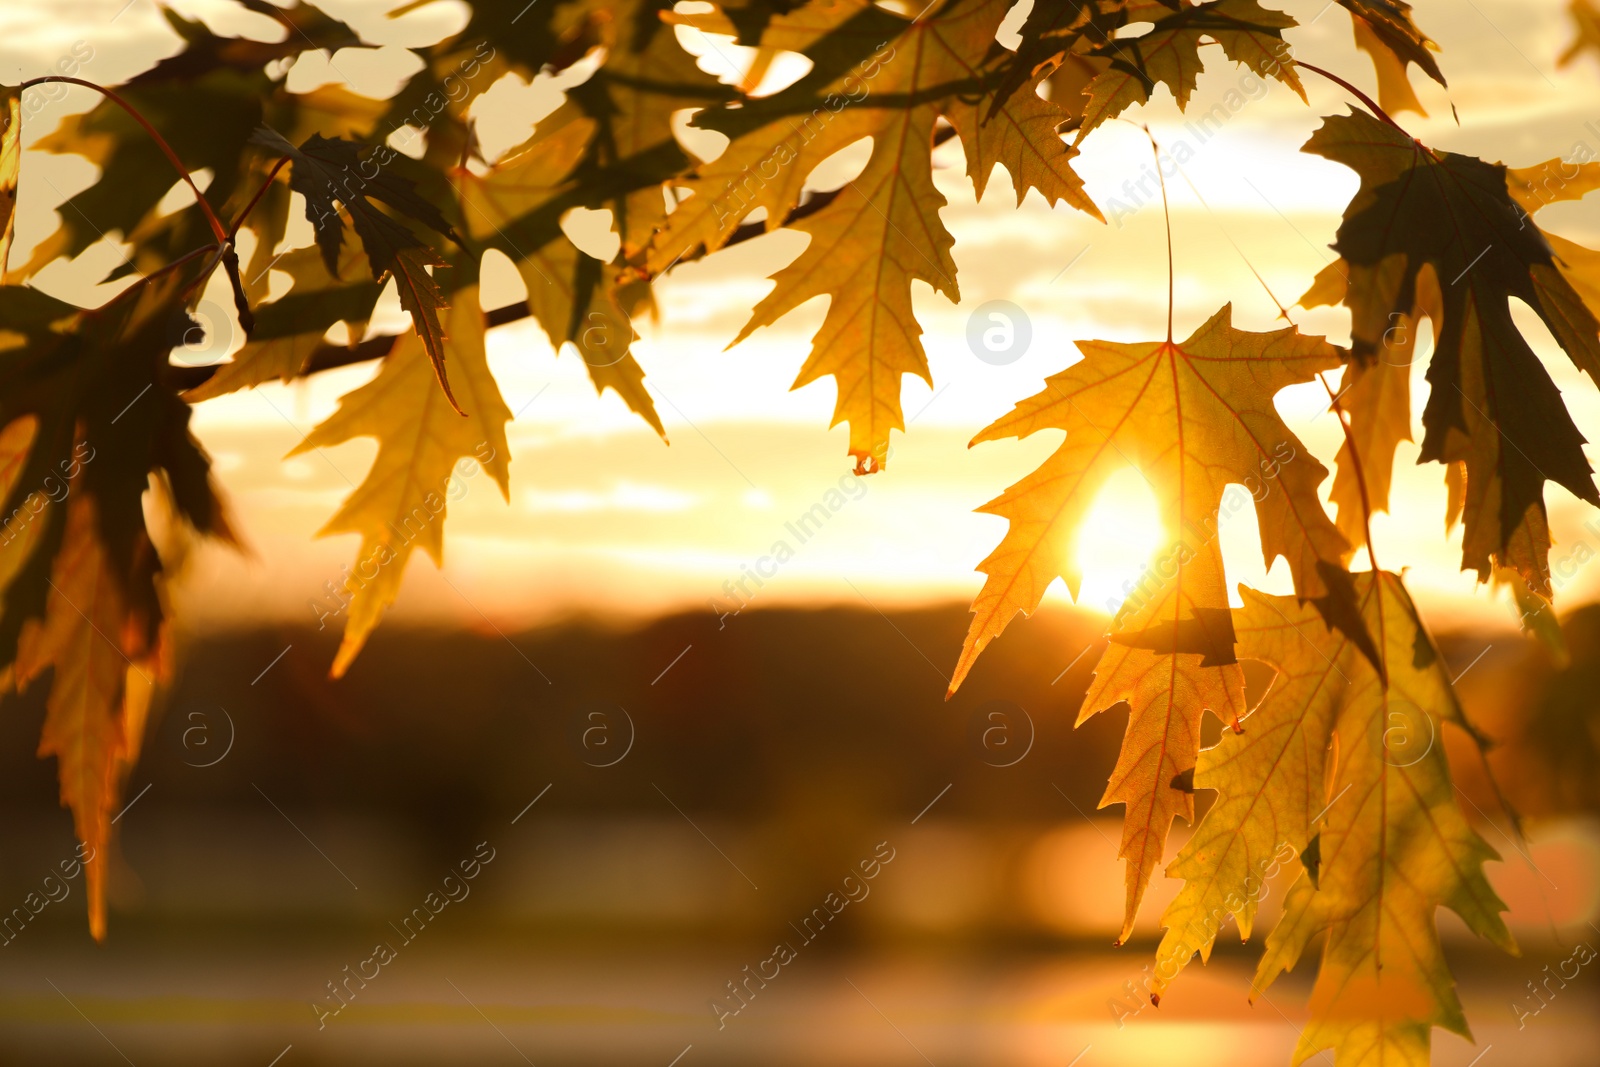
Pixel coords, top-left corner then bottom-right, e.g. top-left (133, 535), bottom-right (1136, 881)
top-left (1318, 371), bottom-right (1379, 571)
top-left (21, 75), bottom-right (229, 243)
top-left (1296, 60), bottom-right (1410, 136)
top-left (1134, 124), bottom-right (1175, 343)
top-left (227, 156), bottom-right (291, 239)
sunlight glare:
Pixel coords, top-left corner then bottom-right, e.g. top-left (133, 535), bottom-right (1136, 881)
top-left (1074, 467), bottom-right (1164, 616)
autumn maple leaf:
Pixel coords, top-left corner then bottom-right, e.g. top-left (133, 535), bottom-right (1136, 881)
top-left (1302, 109), bottom-right (1600, 596)
top-left (251, 126), bottom-right (464, 413)
top-left (454, 116), bottom-right (665, 438)
top-left (291, 287), bottom-right (511, 677)
top-left (951, 304), bottom-right (1373, 935)
top-left (647, 0), bottom-right (1100, 473)
top-left (1233, 575), bottom-right (1516, 1066)
top-left (1338, 0), bottom-right (1446, 116)
top-left (14, 1), bottom-right (365, 285)
top-left (1071, 0), bottom-right (1307, 141)
top-left (551, 0), bottom-right (740, 258)
top-left (0, 272), bottom-right (236, 937)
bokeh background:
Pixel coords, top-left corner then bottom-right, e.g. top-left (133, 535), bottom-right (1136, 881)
top-left (0, 0), bottom-right (1598, 1063)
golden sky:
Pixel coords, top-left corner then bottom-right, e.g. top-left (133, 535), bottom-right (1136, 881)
top-left (4, 0), bottom-right (1600, 639)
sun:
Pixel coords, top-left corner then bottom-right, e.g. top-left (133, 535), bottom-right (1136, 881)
top-left (1073, 466), bottom-right (1164, 617)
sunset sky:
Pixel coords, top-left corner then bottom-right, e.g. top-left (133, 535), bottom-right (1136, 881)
top-left (4, 0), bottom-right (1600, 643)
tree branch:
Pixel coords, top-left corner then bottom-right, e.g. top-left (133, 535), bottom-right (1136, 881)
top-left (171, 186), bottom-right (851, 393)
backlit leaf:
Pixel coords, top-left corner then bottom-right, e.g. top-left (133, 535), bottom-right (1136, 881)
top-left (1338, 1), bottom-right (1445, 116)
top-left (0, 270), bottom-right (234, 935)
top-left (289, 287), bottom-right (511, 677)
top-left (951, 304), bottom-right (1372, 934)
top-left (251, 127), bottom-right (463, 412)
top-left (1239, 574), bottom-right (1515, 1066)
top-left (12, 495), bottom-right (160, 942)
top-left (1073, 0), bottom-right (1305, 141)
top-left (455, 115), bottom-right (665, 437)
top-left (650, 0), bottom-right (1099, 471)
top-left (1301, 109), bottom-right (1600, 596)
top-left (17, 1), bottom-right (366, 282)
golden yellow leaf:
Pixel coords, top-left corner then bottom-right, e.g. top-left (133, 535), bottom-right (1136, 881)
top-left (11, 105), bottom-right (112, 279)
top-left (284, 84), bottom-right (388, 144)
top-left (953, 305), bottom-right (1359, 688)
top-left (650, 0), bottom-right (1098, 471)
top-left (1505, 157), bottom-right (1600, 214)
top-left (1444, 459), bottom-right (1466, 531)
top-left (0, 216), bottom-right (238, 947)
top-left (0, 415), bottom-right (39, 591)
top-left (1150, 584), bottom-right (1344, 1000)
top-left (1351, 15), bottom-right (1425, 116)
top-left (291, 287), bottom-right (511, 677)
top-left (0, 413), bottom-right (33, 492)
top-left (1506, 159), bottom-right (1600, 387)
top-left (1087, 600), bottom-right (1247, 944)
top-left (1304, 260), bottom-right (1442, 550)
top-left (186, 333), bottom-right (326, 403)
top-left (456, 116), bottom-right (665, 438)
top-left (1240, 573), bottom-right (1515, 1066)
top-left (11, 495), bottom-right (161, 942)
top-left (952, 304), bottom-right (1370, 935)
top-left (1338, 2), bottom-right (1445, 116)
top-left (1075, 0), bottom-right (1305, 141)
top-left (546, 0), bottom-right (738, 258)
